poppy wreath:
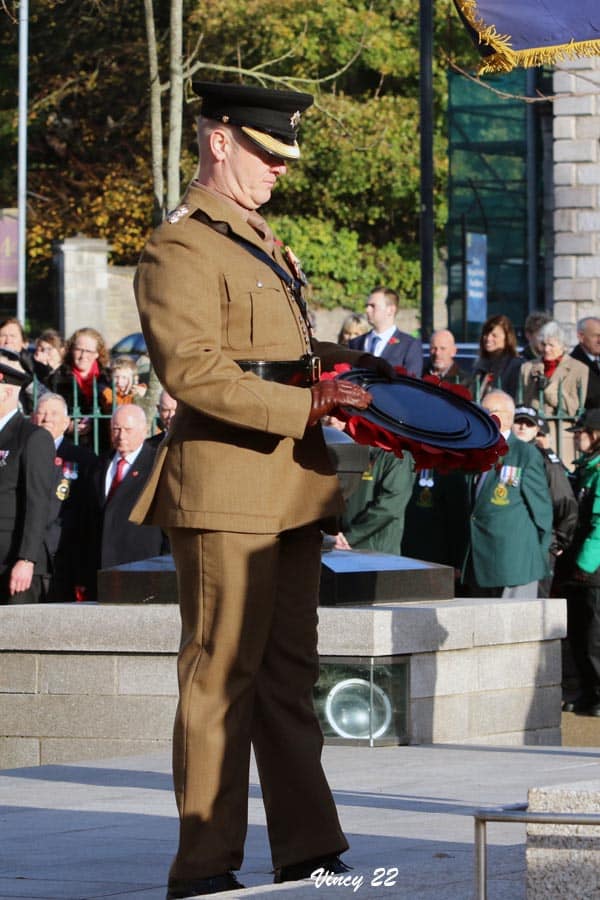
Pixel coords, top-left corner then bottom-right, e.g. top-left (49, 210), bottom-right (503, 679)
top-left (321, 364), bottom-right (507, 474)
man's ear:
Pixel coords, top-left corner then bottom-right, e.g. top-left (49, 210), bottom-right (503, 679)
top-left (209, 127), bottom-right (231, 162)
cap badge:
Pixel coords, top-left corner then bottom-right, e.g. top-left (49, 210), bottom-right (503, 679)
top-left (290, 110), bottom-right (301, 128)
top-left (491, 482), bottom-right (509, 506)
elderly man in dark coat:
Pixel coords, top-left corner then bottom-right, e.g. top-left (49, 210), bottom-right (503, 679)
top-left (0, 350), bottom-right (55, 603)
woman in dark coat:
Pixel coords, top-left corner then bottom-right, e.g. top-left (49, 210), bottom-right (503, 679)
top-left (470, 314), bottom-right (523, 401)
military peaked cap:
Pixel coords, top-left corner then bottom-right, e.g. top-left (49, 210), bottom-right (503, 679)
top-left (192, 81), bottom-right (313, 160)
top-left (567, 408), bottom-right (600, 432)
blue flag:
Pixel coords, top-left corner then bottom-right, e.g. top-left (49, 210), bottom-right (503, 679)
top-left (454, 1), bottom-right (600, 73)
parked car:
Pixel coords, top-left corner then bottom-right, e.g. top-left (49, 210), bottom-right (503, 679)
top-left (110, 332), bottom-right (150, 378)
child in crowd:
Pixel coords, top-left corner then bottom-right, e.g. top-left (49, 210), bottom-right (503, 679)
top-left (100, 355), bottom-right (147, 412)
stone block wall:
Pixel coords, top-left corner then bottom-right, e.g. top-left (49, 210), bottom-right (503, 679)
top-left (0, 596), bottom-right (566, 769)
top-left (553, 58), bottom-right (600, 339)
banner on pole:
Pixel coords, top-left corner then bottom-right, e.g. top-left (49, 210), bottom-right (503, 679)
top-left (453, 1), bottom-right (600, 73)
top-left (0, 209), bottom-right (18, 293)
top-left (466, 232), bottom-right (487, 324)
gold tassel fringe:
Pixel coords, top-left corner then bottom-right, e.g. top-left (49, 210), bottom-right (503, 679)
top-left (455, 0), bottom-right (600, 73)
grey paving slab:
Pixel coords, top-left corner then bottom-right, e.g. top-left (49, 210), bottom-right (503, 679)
top-left (0, 744), bottom-right (599, 899)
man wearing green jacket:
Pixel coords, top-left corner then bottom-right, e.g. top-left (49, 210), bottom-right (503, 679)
top-left (325, 417), bottom-right (415, 555)
top-left (461, 390), bottom-right (553, 598)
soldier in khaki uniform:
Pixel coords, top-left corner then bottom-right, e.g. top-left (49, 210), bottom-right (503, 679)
top-left (131, 83), bottom-right (387, 898)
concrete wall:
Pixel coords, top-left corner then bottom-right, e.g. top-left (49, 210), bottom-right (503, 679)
top-left (553, 57), bottom-right (600, 339)
top-left (54, 238), bottom-right (446, 347)
top-left (0, 596), bottom-right (566, 769)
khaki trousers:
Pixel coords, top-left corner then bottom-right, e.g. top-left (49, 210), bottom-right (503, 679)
top-left (167, 524), bottom-right (348, 882)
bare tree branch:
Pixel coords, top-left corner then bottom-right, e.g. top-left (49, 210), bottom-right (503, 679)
top-left (447, 56), bottom-right (600, 104)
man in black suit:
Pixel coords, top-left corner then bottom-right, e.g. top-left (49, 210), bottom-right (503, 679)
top-left (87, 404), bottom-right (165, 598)
top-left (348, 286), bottom-right (422, 376)
top-left (32, 393), bottom-right (98, 601)
top-left (0, 350), bottom-right (56, 604)
top-left (570, 316), bottom-right (600, 409)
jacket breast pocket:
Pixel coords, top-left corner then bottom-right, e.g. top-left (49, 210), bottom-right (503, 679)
top-left (223, 271), bottom-right (293, 351)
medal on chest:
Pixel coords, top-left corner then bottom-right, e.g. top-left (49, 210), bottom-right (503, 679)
top-left (417, 469), bottom-right (434, 507)
top-left (54, 459), bottom-right (78, 501)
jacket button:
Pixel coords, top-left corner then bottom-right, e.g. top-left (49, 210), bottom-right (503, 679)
top-left (256, 280), bottom-right (263, 288)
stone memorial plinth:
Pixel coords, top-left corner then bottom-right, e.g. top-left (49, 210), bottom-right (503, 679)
top-left (97, 551), bottom-right (455, 606)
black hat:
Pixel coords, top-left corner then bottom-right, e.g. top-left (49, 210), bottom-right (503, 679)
top-left (0, 347), bottom-right (31, 388)
top-left (514, 405), bottom-right (547, 432)
top-left (192, 81), bottom-right (313, 160)
top-left (567, 408), bottom-right (600, 432)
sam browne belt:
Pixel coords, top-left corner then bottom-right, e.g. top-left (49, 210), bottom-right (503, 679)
top-left (236, 354), bottom-right (321, 386)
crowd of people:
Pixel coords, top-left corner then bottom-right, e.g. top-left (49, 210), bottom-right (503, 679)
top-left (0, 315), bottom-right (176, 604)
top-left (329, 299), bottom-right (600, 718)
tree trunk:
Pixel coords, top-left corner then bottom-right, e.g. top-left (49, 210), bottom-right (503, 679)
top-left (143, 0), bottom-right (164, 225)
top-left (167, 0), bottom-right (183, 212)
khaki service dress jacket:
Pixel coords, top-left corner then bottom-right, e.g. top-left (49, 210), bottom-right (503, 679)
top-left (132, 184), bottom-right (363, 535)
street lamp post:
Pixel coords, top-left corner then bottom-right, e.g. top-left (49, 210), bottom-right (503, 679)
top-left (420, 0), bottom-right (434, 341)
top-left (17, 0), bottom-right (29, 326)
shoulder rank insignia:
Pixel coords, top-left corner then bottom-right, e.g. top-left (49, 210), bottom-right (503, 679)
top-left (166, 204), bottom-right (190, 224)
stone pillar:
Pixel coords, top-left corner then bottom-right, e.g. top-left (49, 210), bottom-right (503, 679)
top-left (552, 58), bottom-right (600, 344)
top-left (56, 236), bottom-right (110, 340)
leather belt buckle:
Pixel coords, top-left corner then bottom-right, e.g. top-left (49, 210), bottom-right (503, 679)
top-left (310, 355), bottom-right (321, 384)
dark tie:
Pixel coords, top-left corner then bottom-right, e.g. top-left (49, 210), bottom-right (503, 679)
top-left (107, 455), bottom-right (127, 502)
top-left (370, 334), bottom-right (381, 355)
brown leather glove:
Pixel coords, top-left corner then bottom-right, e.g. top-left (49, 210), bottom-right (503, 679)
top-left (307, 379), bottom-right (372, 428)
top-left (356, 353), bottom-right (398, 380)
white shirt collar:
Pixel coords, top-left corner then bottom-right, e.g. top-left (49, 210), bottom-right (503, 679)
top-left (0, 406), bottom-right (20, 434)
top-left (104, 443), bottom-right (144, 497)
top-left (372, 325), bottom-right (397, 345)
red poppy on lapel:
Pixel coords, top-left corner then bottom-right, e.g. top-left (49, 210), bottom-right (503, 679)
top-left (388, 336), bottom-right (399, 345)
top-left (54, 457), bottom-right (63, 466)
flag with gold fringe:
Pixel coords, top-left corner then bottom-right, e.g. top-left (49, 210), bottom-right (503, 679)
top-left (454, 1), bottom-right (600, 73)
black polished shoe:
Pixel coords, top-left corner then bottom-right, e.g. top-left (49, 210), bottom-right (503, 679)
top-left (562, 695), bottom-right (593, 713)
top-left (581, 701), bottom-right (600, 717)
top-left (274, 854), bottom-right (351, 884)
top-left (166, 871), bottom-right (244, 899)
